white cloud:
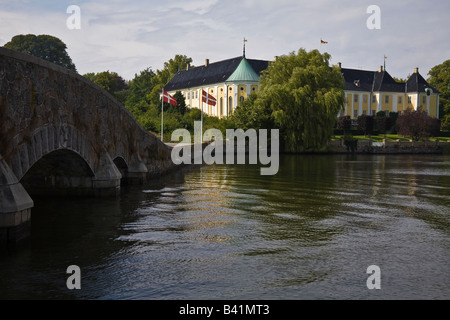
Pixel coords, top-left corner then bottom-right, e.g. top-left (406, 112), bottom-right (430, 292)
top-left (0, 0), bottom-right (449, 80)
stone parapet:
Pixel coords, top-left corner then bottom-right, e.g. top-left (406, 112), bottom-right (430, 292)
top-left (0, 155), bottom-right (34, 244)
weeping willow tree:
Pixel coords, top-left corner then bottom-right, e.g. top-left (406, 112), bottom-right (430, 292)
top-left (257, 48), bottom-right (344, 152)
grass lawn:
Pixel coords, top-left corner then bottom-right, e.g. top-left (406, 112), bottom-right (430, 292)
top-left (332, 134), bottom-right (450, 142)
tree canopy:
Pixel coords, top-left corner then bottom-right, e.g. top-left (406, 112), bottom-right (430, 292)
top-left (118, 54), bottom-right (225, 140)
top-left (4, 34), bottom-right (76, 71)
top-left (84, 71), bottom-right (129, 104)
top-left (397, 110), bottom-right (440, 141)
top-left (147, 54), bottom-right (193, 106)
top-left (428, 59), bottom-right (450, 130)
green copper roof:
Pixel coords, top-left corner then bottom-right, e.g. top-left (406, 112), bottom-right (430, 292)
top-left (226, 57), bottom-right (260, 82)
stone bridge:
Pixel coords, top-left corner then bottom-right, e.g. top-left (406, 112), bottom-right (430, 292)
top-left (0, 47), bottom-right (177, 244)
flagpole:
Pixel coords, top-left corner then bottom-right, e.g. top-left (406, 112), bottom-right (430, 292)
top-left (201, 99), bottom-right (203, 143)
top-left (161, 89), bottom-right (164, 142)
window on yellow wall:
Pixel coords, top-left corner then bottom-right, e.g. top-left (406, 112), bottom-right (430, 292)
top-left (354, 95), bottom-right (358, 103)
top-left (408, 96), bottom-right (412, 104)
top-left (385, 96), bottom-right (389, 104)
top-left (363, 96), bottom-right (368, 103)
top-left (372, 95), bottom-right (376, 103)
top-left (398, 96), bottom-right (402, 104)
top-left (354, 110), bottom-right (358, 118)
top-left (422, 96), bottom-right (426, 104)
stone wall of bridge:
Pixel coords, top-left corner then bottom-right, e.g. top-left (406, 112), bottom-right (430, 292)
top-left (0, 47), bottom-right (176, 244)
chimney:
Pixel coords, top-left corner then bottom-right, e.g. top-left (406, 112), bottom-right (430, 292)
top-left (338, 62), bottom-right (342, 68)
top-left (378, 65), bottom-right (383, 72)
top-left (205, 59), bottom-right (209, 67)
top-left (186, 63), bottom-right (190, 71)
top-left (414, 67), bottom-right (419, 74)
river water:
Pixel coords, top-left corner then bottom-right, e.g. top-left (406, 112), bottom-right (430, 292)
top-left (0, 154), bottom-right (449, 300)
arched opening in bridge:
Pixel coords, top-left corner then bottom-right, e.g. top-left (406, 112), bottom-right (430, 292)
top-left (113, 157), bottom-right (129, 185)
top-left (21, 149), bottom-right (95, 197)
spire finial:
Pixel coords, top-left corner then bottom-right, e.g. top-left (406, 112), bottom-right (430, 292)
top-left (243, 38), bottom-right (247, 58)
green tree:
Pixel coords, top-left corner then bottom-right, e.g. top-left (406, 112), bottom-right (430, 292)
top-left (357, 114), bottom-right (374, 136)
top-left (230, 94), bottom-right (274, 131)
top-left (393, 76), bottom-right (408, 83)
top-left (257, 48), bottom-right (344, 152)
top-left (4, 34), bottom-right (76, 71)
top-left (428, 60), bottom-right (450, 130)
top-left (171, 91), bottom-right (188, 115)
top-left (337, 115), bottom-right (352, 134)
top-left (84, 71), bottom-right (129, 104)
top-left (125, 67), bottom-right (157, 108)
top-left (148, 55), bottom-right (193, 106)
top-left (397, 110), bottom-right (440, 141)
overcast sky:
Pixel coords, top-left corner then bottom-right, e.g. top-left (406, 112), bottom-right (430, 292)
top-left (0, 0), bottom-right (449, 81)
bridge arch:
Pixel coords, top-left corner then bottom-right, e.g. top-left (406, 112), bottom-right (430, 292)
top-left (21, 149), bottom-right (95, 197)
top-left (0, 46), bottom-right (177, 244)
top-left (11, 125), bottom-right (96, 182)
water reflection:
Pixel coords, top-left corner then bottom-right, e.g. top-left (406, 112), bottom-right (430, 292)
top-left (0, 155), bottom-right (449, 300)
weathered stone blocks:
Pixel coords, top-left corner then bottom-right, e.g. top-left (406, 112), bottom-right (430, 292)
top-left (0, 46), bottom-right (177, 245)
top-left (0, 155), bottom-right (34, 244)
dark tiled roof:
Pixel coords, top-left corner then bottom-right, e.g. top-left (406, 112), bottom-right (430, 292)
top-left (165, 58), bottom-right (439, 95)
top-left (341, 68), bottom-right (375, 92)
top-left (341, 68), bottom-right (405, 93)
top-left (406, 72), bottom-right (439, 93)
top-left (164, 56), bottom-right (270, 91)
top-left (373, 70), bottom-right (406, 92)
top-left (341, 67), bottom-right (438, 94)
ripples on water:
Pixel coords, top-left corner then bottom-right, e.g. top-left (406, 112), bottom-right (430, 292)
top-left (0, 155), bottom-right (449, 300)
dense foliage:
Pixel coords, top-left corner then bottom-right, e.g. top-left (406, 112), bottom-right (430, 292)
top-left (357, 115), bottom-right (374, 136)
top-left (397, 110), bottom-right (441, 141)
top-left (427, 60), bottom-right (450, 131)
top-left (337, 115), bottom-right (352, 133)
top-left (4, 34), bottom-right (77, 71)
top-left (84, 71), bottom-right (129, 104)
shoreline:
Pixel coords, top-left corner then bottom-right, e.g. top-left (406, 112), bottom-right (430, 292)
top-left (324, 139), bottom-right (449, 155)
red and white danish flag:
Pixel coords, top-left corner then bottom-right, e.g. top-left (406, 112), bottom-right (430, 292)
top-left (202, 90), bottom-right (216, 106)
top-left (162, 89), bottom-right (178, 106)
